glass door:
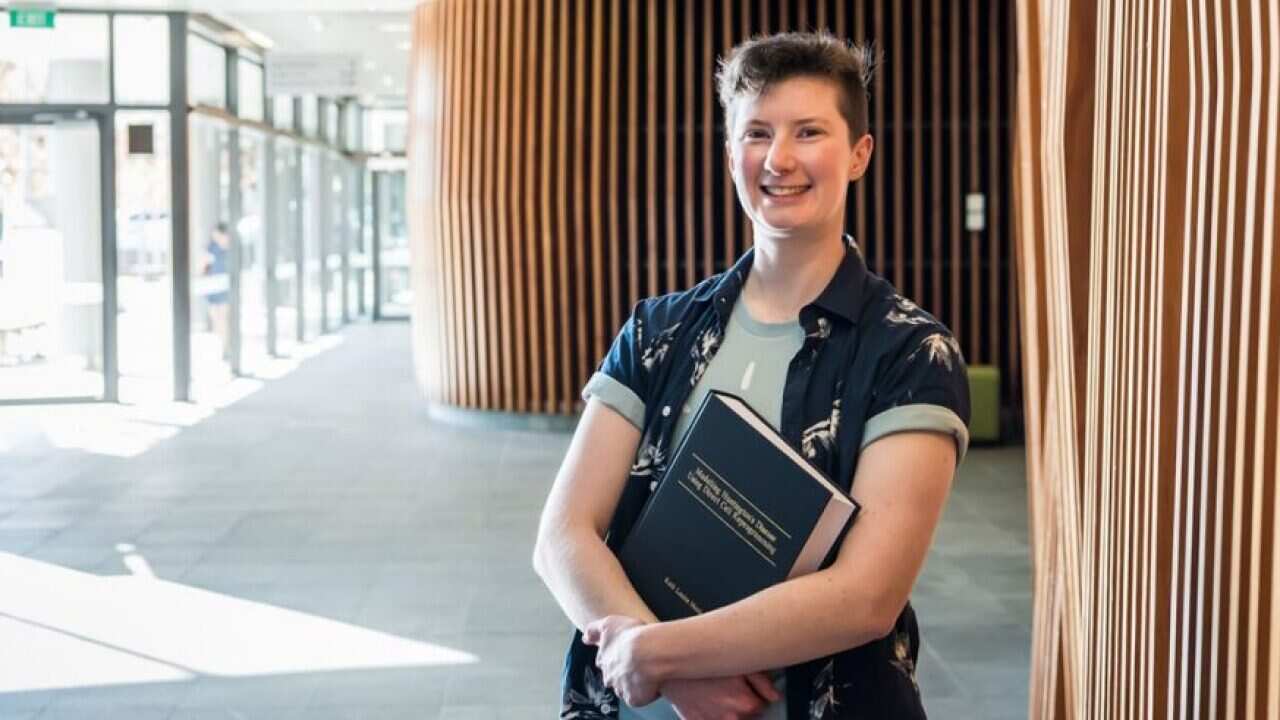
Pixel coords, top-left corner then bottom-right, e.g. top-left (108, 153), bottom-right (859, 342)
top-left (0, 117), bottom-right (106, 401)
top-left (373, 169), bottom-right (409, 320)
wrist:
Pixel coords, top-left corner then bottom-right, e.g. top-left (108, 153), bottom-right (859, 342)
top-left (634, 622), bottom-right (678, 683)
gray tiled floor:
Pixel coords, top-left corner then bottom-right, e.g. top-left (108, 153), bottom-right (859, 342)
top-left (0, 322), bottom-right (1030, 719)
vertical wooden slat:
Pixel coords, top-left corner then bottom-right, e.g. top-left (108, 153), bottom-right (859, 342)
top-left (871, 0), bottom-right (885, 275)
top-left (930, 0), bottom-right (943, 314)
top-left (512, 0), bottom-right (529, 412)
top-left (647, 0), bottom-right (659, 297)
top-left (817, 0), bottom-right (826, 32)
top-left (890, 0), bottom-right (904, 289)
top-left (556, 0), bottom-right (574, 413)
top-left (456, 0), bottom-right (476, 406)
top-left (550, 0), bottom-right (567, 413)
top-left (525, 0), bottom-right (542, 410)
top-left (573, 0), bottom-right (590, 406)
top-left (988, 0), bottom-right (1002, 370)
top-left (724, 0), bottom-right (737, 269)
top-left (702, 0), bottom-right (715, 279)
top-left (797, 0), bottom-right (806, 32)
top-left (665, 0), bottom-right (678, 293)
top-left (608, 1), bottom-right (622, 334)
top-left (911, 2), bottom-right (924, 300)
top-left (683, 0), bottom-right (696, 290)
top-left (968, 0), bottom-right (981, 363)
top-left (443, 0), bottom-right (461, 405)
top-left (539, 0), bottom-right (557, 413)
top-left (628, 0), bottom-right (640, 304)
top-left (472, 0), bottom-right (490, 409)
top-left (495, 0), bottom-right (513, 411)
top-left (590, 0), bottom-right (606, 367)
top-left (949, 1), bottom-right (962, 340)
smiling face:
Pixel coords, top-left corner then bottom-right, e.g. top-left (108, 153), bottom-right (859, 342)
top-left (726, 75), bottom-right (874, 241)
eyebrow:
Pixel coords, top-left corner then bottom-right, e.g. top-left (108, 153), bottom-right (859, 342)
top-left (744, 117), bottom-right (831, 126)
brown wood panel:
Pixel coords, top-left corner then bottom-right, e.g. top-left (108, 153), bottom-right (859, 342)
top-left (556, 0), bottom-right (572, 414)
top-left (495, 0), bottom-right (514, 410)
top-left (646, 0), bottom-right (659, 297)
top-left (511, 0), bottom-right (529, 412)
top-left (702, 0), bottom-right (714, 280)
top-left (930, 0), bottom-right (943, 313)
top-left (628, 0), bottom-right (640, 305)
top-left (683, 0), bottom-right (696, 290)
top-left (409, 1), bottom-right (1022, 426)
top-left (949, 1), bottom-right (962, 342)
top-left (890, 0), bottom-right (903, 289)
top-left (608, 1), bottom-right (622, 338)
top-left (538, 0), bottom-right (554, 413)
top-left (590, 0), bottom-right (606, 367)
top-left (911, 3), bottom-right (923, 300)
top-left (1016, 0), bottom-right (1280, 716)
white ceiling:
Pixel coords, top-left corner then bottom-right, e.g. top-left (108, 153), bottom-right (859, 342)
top-left (30, 2), bottom-right (419, 102)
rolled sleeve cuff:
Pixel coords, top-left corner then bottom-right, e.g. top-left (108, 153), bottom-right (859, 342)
top-left (582, 371), bottom-right (646, 431)
top-left (861, 404), bottom-right (970, 463)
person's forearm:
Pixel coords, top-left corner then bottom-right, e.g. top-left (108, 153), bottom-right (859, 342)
top-left (534, 528), bottom-right (658, 632)
top-left (641, 566), bottom-right (896, 680)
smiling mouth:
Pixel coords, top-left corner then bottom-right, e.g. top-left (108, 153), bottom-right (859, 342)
top-left (761, 185), bottom-right (811, 197)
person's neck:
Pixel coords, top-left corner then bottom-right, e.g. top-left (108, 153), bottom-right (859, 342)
top-left (741, 226), bottom-right (846, 324)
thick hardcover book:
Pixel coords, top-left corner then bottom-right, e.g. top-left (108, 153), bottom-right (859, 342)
top-left (618, 390), bottom-right (860, 621)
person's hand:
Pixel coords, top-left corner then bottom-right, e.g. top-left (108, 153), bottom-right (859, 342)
top-left (583, 615), bottom-right (661, 707)
top-left (662, 673), bottom-right (780, 720)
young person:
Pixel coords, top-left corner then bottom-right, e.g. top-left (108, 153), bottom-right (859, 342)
top-left (534, 31), bottom-right (970, 720)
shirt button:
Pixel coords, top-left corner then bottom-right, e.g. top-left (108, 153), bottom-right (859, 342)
top-left (662, 405), bottom-right (671, 417)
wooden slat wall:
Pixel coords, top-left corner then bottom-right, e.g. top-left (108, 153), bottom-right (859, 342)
top-left (1015, 0), bottom-right (1280, 718)
top-left (409, 0), bottom-right (1018, 422)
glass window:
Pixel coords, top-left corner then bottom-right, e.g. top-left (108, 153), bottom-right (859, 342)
top-left (377, 171), bottom-right (410, 318)
top-left (188, 114), bottom-right (233, 393)
top-left (113, 15), bottom-right (170, 105)
top-left (188, 34), bottom-right (226, 108)
top-left (364, 109), bottom-right (407, 154)
top-left (0, 14), bottom-right (110, 104)
top-left (272, 95), bottom-right (294, 131)
top-left (324, 101), bottom-right (340, 145)
top-left (239, 130), bottom-right (269, 372)
top-left (271, 138), bottom-right (299, 354)
top-left (0, 120), bottom-right (106, 399)
top-left (114, 111), bottom-right (173, 402)
top-left (237, 60), bottom-right (265, 122)
top-left (300, 95), bottom-right (319, 137)
top-left (344, 103), bottom-right (361, 152)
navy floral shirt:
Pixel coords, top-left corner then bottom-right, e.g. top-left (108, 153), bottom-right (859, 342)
top-left (562, 237), bottom-right (971, 719)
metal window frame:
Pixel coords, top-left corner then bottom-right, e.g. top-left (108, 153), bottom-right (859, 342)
top-left (0, 9), bottom-right (372, 406)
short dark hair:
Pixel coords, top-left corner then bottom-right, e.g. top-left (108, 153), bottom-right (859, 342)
top-left (716, 31), bottom-right (881, 142)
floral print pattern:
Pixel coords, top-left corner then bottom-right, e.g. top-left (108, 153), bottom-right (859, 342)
top-left (564, 238), bottom-right (970, 719)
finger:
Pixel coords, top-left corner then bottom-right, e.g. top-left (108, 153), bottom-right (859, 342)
top-left (744, 672), bottom-right (781, 703)
top-left (582, 625), bottom-right (600, 645)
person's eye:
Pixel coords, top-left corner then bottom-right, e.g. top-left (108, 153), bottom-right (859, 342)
top-left (799, 127), bottom-right (825, 138)
top-left (743, 128), bottom-right (769, 140)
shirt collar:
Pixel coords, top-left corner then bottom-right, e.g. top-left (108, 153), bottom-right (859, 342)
top-left (692, 235), bottom-right (869, 326)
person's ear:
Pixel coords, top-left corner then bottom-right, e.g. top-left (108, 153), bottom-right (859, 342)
top-left (849, 133), bottom-right (875, 182)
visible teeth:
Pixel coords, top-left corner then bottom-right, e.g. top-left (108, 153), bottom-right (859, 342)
top-left (763, 186), bottom-right (808, 196)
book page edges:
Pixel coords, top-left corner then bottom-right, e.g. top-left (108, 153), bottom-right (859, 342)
top-left (788, 499), bottom-right (855, 579)
top-left (716, 393), bottom-right (855, 505)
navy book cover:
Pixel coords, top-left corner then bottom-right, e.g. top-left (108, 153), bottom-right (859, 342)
top-left (618, 390), bottom-right (860, 621)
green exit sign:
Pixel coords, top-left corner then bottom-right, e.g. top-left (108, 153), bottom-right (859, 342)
top-left (10, 9), bottom-right (56, 29)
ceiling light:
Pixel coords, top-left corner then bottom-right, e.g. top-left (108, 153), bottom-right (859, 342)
top-left (382, 75), bottom-right (394, 88)
top-left (307, 15), bottom-right (325, 33)
top-left (363, 59), bottom-right (377, 70)
top-left (378, 23), bottom-right (410, 33)
top-left (397, 41), bottom-right (411, 51)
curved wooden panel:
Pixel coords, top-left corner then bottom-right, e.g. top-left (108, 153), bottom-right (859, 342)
top-left (409, 0), bottom-right (1018, 419)
top-left (1015, 0), bottom-right (1280, 717)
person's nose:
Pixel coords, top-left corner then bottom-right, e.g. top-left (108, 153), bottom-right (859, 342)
top-left (763, 136), bottom-right (797, 177)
